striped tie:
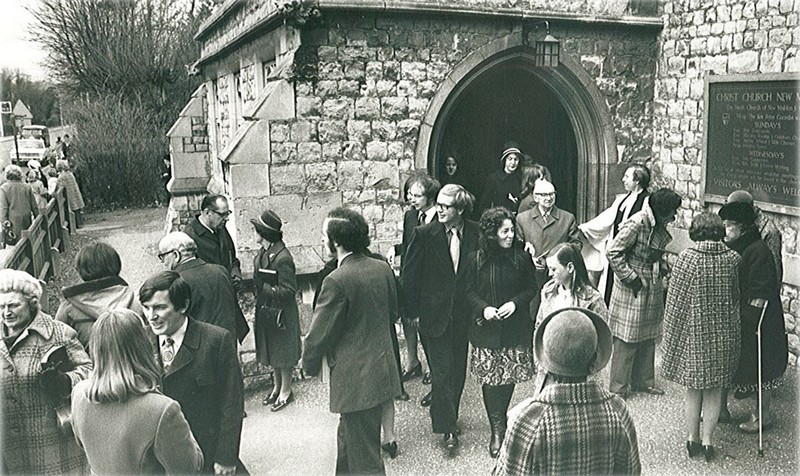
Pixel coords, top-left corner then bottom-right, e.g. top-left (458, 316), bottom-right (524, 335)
top-left (162, 337), bottom-right (175, 368)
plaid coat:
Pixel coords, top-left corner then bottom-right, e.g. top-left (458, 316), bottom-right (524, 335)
top-left (606, 207), bottom-right (672, 343)
top-left (1, 312), bottom-right (91, 474)
top-left (661, 241), bottom-right (741, 389)
top-left (493, 380), bottom-right (640, 475)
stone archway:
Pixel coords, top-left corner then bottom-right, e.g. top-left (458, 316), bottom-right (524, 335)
top-left (415, 33), bottom-right (618, 221)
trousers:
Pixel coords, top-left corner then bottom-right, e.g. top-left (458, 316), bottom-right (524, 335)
top-left (609, 337), bottom-right (656, 393)
top-left (335, 402), bottom-right (385, 474)
top-left (424, 318), bottom-right (469, 434)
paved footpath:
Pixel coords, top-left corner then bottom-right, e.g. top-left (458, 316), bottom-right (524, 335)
top-left (79, 207), bottom-right (798, 475)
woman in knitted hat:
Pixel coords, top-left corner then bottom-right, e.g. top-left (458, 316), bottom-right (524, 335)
top-left (0, 269), bottom-right (92, 474)
top-left (719, 201), bottom-right (787, 434)
top-left (478, 141), bottom-right (523, 214)
top-left (251, 209), bottom-right (301, 411)
top-left (494, 307), bottom-right (640, 475)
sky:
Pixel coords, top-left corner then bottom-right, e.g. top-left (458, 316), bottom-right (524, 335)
top-left (0, 0), bottom-right (48, 81)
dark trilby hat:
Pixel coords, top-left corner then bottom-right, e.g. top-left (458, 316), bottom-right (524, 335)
top-left (718, 201), bottom-right (755, 227)
top-left (251, 209), bottom-right (283, 240)
top-left (534, 307), bottom-right (612, 377)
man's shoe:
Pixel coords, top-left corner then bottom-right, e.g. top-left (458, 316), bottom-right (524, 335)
top-left (422, 372), bottom-right (432, 385)
top-left (381, 441), bottom-right (398, 459)
top-left (395, 391), bottom-right (410, 401)
top-left (443, 433), bottom-right (459, 452)
top-left (401, 364), bottom-right (423, 382)
top-left (739, 413), bottom-right (775, 433)
top-left (420, 391), bottom-right (432, 407)
top-left (634, 386), bottom-right (665, 396)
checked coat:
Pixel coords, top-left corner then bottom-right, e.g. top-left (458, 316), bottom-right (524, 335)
top-left (606, 207), bottom-right (672, 343)
top-left (660, 241), bottom-right (741, 389)
top-left (493, 380), bottom-right (640, 476)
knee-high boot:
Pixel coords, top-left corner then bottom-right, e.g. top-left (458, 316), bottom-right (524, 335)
top-left (482, 383), bottom-right (515, 458)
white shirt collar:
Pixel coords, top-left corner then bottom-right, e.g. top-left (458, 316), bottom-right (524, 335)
top-left (337, 251), bottom-right (354, 267)
top-left (159, 317), bottom-right (189, 356)
top-left (421, 206), bottom-right (437, 224)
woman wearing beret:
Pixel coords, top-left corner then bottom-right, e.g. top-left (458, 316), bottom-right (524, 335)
top-left (719, 201), bottom-right (788, 434)
top-left (661, 212), bottom-right (741, 461)
top-left (252, 209), bottom-right (301, 411)
top-left (465, 207), bottom-right (537, 458)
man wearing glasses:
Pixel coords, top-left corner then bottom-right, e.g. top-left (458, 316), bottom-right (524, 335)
top-left (402, 183), bottom-right (479, 455)
top-left (515, 179), bottom-right (582, 286)
top-left (183, 195), bottom-right (243, 291)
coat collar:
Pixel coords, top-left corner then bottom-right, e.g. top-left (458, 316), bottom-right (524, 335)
top-left (151, 317), bottom-right (202, 378)
top-left (61, 276), bottom-right (129, 298)
top-left (1, 311), bottom-right (54, 363)
top-left (537, 380), bottom-right (613, 405)
top-left (174, 257), bottom-right (207, 273)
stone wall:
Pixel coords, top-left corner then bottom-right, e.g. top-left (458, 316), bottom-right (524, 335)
top-left (653, 0), bottom-right (800, 364)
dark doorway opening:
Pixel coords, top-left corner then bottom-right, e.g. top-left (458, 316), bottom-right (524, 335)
top-left (435, 61), bottom-right (579, 216)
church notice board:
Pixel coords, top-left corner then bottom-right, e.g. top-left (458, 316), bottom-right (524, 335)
top-left (703, 73), bottom-right (799, 216)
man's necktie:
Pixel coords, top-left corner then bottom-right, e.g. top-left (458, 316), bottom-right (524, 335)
top-left (162, 337), bottom-right (175, 368)
top-left (449, 229), bottom-right (460, 273)
top-left (418, 211), bottom-right (424, 224)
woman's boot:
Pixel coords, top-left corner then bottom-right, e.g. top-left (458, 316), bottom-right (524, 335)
top-left (483, 384), bottom-right (515, 458)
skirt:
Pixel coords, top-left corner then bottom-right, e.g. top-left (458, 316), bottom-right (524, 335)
top-left (470, 345), bottom-right (533, 386)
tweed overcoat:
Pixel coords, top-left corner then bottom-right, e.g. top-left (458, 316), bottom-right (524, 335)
top-left (660, 241), bottom-right (742, 389)
top-left (253, 241), bottom-right (301, 368)
top-left (465, 245), bottom-right (538, 349)
top-left (1, 312), bottom-right (91, 475)
top-left (493, 381), bottom-right (640, 476)
top-left (606, 207), bottom-right (672, 343)
top-left (56, 171), bottom-right (85, 211)
top-left (727, 230), bottom-right (788, 387)
top-left (0, 180), bottom-right (38, 239)
top-left (302, 252), bottom-right (403, 414)
top-left (72, 381), bottom-right (204, 474)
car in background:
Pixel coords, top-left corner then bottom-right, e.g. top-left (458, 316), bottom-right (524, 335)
top-left (21, 125), bottom-right (51, 147)
top-left (10, 138), bottom-right (47, 167)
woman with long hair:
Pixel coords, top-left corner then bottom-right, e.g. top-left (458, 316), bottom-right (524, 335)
top-left (71, 308), bottom-right (203, 473)
top-left (535, 242), bottom-right (608, 326)
top-left (465, 207), bottom-right (538, 458)
top-left (517, 163), bottom-right (552, 214)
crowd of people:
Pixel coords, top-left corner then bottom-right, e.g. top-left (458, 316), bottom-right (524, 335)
top-left (0, 133), bottom-right (85, 248)
top-left (0, 140), bottom-right (789, 474)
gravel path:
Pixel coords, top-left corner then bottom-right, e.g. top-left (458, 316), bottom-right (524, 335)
top-left (73, 207), bottom-right (798, 475)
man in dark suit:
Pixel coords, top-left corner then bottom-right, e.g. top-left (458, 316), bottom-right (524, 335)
top-left (387, 174), bottom-right (440, 394)
top-left (183, 195), bottom-right (243, 290)
top-left (302, 207), bottom-right (403, 474)
top-left (402, 183), bottom-right (479, 454)
top-left (140, 271), bottom-right (245, 475)
top-left (157, 231), bottom-right (249, 343)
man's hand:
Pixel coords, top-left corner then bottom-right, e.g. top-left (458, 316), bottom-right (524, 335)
top-left (628, 277), bottom-right (644, 298)
top-left (214, 463), bottom-right (236, 475)
top-left (386, 247), bottom-right (397, 266)
top-left (497, 301), bottom-right (516, 319)
top-left (410, 318), bottom-right (420, 330)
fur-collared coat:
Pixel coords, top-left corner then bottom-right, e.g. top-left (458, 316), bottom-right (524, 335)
top-left (606, 207), bottom-right (672, 343)
top-left (1, 312), bottom-right (91, 474)
top-left (661, 241), bottom-right (741, 389)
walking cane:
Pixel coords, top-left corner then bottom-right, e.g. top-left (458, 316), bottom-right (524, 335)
top-left (756, 300), bottom-right (768, 457)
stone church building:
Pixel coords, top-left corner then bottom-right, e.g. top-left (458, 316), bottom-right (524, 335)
top-left (164, 0), bottom-right (800, 383)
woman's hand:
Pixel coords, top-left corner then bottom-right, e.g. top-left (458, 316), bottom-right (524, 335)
top-left (497, 302), bottom-right (516, 319)
top-left (483, 307), bottom-right (499, 321)
top-left (39, 367), bottom-right (71, 398)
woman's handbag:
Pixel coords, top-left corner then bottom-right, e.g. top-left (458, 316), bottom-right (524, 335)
top-left (3, 220), bottom-right (18, 246)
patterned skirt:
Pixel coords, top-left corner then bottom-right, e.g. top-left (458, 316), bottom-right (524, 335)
top-left (470, 346), bottom-right (533, 386)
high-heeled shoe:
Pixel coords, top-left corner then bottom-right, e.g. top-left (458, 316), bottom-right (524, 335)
top-left (381, 441), bottom-right (398, 459)
top-left (686, 440), bottom-right (702, 458)
top-left (702, 445), bottom-right (715, 462)
top-left (271, 392), bottom-right (294, 412)
top-left (262, 392), bottom-right (278, 406)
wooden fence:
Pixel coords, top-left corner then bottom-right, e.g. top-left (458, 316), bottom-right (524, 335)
top-left (3, 187), bottom-right (73, 304)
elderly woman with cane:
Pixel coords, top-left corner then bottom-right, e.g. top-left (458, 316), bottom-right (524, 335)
top-left (660, 212), bottom-right (741, 461)
top-left (719, 201), bottom-right (788, 434)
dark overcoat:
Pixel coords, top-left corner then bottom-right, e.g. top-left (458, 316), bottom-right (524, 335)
top-left (465, 245), bottom-right (538, 349)
top-left (727, 230), bottom-right (788, 387)
top-left (401, 219), bottom-right (480, 338)
top-left (393, 208), bottom-right (422, 257)
top-left (253, 241), bottom-right (301, 368)
top-left (661, 241), bottom-right (742, 389)
top-left (175, 258), bottom-right (249, 343)
top-left (302, 252), bottom-right (402, 414)
top-left (183, 216), bottom-right (242, 279)
top-left (151, 318), bottom-right (244, 472)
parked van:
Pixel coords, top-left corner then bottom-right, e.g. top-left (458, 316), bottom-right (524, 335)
top-left (21, 125), bottom-right (51, 147)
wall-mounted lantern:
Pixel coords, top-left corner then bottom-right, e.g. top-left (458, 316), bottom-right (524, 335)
top-left (524, 20), bottom-right (560, 68)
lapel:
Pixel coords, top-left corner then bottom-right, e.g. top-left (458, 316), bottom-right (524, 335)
top-left (163, 319), bottom-right (200, 378)
top-left (542, 207), bottom-right (559, 229)
top-left (265, 241), bottom-right (287, 268)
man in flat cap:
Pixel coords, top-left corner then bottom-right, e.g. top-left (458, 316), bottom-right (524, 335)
top-left (494, 307), bottom-right (640, 475)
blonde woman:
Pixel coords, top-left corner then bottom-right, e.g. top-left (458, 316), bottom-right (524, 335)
top-left (71, 309), bottom-right (204, 474)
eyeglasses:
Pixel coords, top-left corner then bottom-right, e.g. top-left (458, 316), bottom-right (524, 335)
top-left (157, 250), bottom-right (177, 262)
top-left (209, 209), bottom-right (232, 217)
top-left (534, 192), bottom-right (556, 198)
top-left (435, 202), bottom-right (455, 210)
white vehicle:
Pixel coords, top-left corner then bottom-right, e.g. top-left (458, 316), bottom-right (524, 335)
top-left (10, 138), bottom-right (47, 167)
